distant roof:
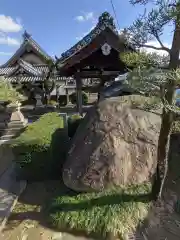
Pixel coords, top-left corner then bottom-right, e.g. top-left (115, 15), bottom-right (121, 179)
top-left (1, 31), bottom-right (54, 67)
top-left (102, 80), bottom-right (135, 98)
top-left (58, 12), bottom-right (133, 66)
top-left (3, 76), bottom-right (68, 83)
top-left (0, 59), bottom-right (49, 76)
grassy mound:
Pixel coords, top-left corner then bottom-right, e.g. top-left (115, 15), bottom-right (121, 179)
top-left (49, 183), bottom-right (151, 238)
top-left (11, 112), bottom-right (69, 180)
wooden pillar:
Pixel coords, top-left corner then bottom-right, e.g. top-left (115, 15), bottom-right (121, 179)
top-left (98, 71), bottom-right (106, 101)
top-left (56, 84), bottom-right (59, 107)
top-left (75, 71), bottom-right (83, 116)
top-left (65, 88), bottom-right (69, 105)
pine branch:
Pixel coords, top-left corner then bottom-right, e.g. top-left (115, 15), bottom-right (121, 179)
top-left (154, 34), bottom-right (170, 53)
top-left (139, 43), bottom-right (170, 52)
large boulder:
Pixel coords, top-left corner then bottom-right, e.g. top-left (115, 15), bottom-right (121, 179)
top-left (63, 95), bottom-right (161, 192)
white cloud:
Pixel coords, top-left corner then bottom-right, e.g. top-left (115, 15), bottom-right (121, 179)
top-left (85, 12), bottom-right (94, 21)
top-left (76, 25), bottom-right (96, 41)
top-left (0, 51), bottom-right (13, 56)
top-left (0, 15), bottom-right (22, 33)
top-left (141, 41), bottom-right (171, 56)
top-left (75, 12), bottom-right (95, 22)
top-left (0, 36), bottom-right (20, 46)
top-left (75, 16), bottom-right (84, 22)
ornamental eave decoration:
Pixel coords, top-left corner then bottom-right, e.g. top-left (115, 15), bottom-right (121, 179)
top-left (101, 43), bottom-right (111, 56)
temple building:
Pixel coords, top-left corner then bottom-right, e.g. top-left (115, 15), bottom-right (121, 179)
top-left (0, 31), bottom-right (75, 101)
top-left (0, 12), bottom-right (134, 108)
top-left (57, 12), bottom-right (134, 113)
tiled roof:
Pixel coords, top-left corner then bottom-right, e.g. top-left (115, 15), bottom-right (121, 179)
top-left (1, 31), bottom-right (54, 67)
top-left (18, 59), bottom-right (43, 76)
top-left (59, 12), bottom-right (118, 63)
top-left (32, 64), bottom-right (49, 73)
top-left (0, 61), bottom-right (49, 76)
top-left (5, 76), bottom-right (45, 83)
top-left (0, 67), bottom-right (15, 76)
top-left (4, 76), bottom-right (76, 83)
top-left (6, 59), bottom-right (44, 77)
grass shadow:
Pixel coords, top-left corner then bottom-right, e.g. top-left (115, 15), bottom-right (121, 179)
top-left (49, 193), bottom-right (151, 213)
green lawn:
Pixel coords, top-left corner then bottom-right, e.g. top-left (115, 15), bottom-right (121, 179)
top-left (48, 183), bottom-right (151, 239)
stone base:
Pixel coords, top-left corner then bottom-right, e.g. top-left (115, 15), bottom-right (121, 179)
top-left (10, 110), bottom-right (25, 122)
top-left (8, 110), bottom-right (28, 128)
top-left (7, 119), bottom-right (28, 128)
top-left (34, 105), bottom-right (45, 109)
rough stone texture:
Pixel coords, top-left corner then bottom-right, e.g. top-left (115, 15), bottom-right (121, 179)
top-left (63, 96), bottom-right (161, 192)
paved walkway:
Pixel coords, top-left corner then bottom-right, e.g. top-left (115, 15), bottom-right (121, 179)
top-left (0, 162), bottom-right (26, 234)
top-left (1, 181), bottom-right (96, 240)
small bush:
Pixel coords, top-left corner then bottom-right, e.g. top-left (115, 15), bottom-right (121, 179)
top-left (70, 92), bottom-right (88, 105)
top-left (50, 95), bottom-right (57, 102)
top-left (58, 95), bottom-right (67, 106)
top-left (48, 183), bottom-right (151, 239)
top-left (131, 96), bottom-right (161, 111)
top-left (11, 112), bottom-right (69, 181)
top-left (68, 114), bottom-right (83, 138)
top-left (172, 120), bottom-right (180, 134)
top-left (48, 100), bottom-right (58, 107)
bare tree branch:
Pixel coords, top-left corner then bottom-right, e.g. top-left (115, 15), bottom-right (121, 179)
top-left (139, 43), bottom-right (170, 52)
top-left (154, 34), bottom-right (171, 53)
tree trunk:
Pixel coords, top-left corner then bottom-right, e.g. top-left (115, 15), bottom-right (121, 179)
top-left (152, 23), bottom-right (180, 200)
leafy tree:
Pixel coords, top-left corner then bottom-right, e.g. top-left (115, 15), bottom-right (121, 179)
top-left (121, 0), bottom-right (180, 201)
top-left (43, 59), bottom-right (57, 104)
top-left (0, 77), bottom-right (25, 104)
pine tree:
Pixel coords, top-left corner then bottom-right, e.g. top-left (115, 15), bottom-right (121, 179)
top-left (43, 59), bottom-right (57, 104)
top-left (121, 0), bottom-right (180, 201)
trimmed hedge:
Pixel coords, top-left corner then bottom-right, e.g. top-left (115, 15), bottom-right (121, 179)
top-left (11, 112), bottom-right (69, 181)
top-left (68, 114), bottom-right (83, 138)
top-left (70, 92), bottom-right (88, 105)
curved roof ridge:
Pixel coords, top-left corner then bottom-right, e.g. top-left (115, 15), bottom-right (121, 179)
top-left (18, 58), bottom-right (43, 76)
top-left (1, 31), bottom-right (54, 67)
top-left (59, 12), bottom-right (119, 63)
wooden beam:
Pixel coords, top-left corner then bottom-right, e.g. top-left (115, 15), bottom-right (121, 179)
top-left (79, 70), bottom-right (121, 78)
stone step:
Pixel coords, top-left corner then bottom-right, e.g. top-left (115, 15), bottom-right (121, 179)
top-left (0, 163), bottom-right (26, 232)
top-left (0, 135), bottom-right (14, 141)
top-left (8, 121), bottom-right (27, 128)
top-left (7, 123), bottom-right (25, 128)
top-left (3, 128), bottom-right (24, 135)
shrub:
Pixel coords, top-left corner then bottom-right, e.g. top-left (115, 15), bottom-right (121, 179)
top-left (68, 114), bottom-right (83, 138)
top-left (70, 92), bottom-right (88, 105)
top-left (48, 100), bottom-right (58, 107)
top-left (50, 95), bottom-right (57, 102)
top-left (48, 183), bottom-right (151, 239)
top-left (0, 77), bottom-right (25, 103)
top-left (131, 95), bottom-right (161, 111)
top-left (11, 112), bottom-right (69, 181)
top-left (172, 120), bottom-right (180, 134)
top-left (58, 95), bottom-right (67, 106)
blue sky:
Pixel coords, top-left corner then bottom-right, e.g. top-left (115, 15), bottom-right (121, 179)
top-left (0, 0), bottom-right (173, 65)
